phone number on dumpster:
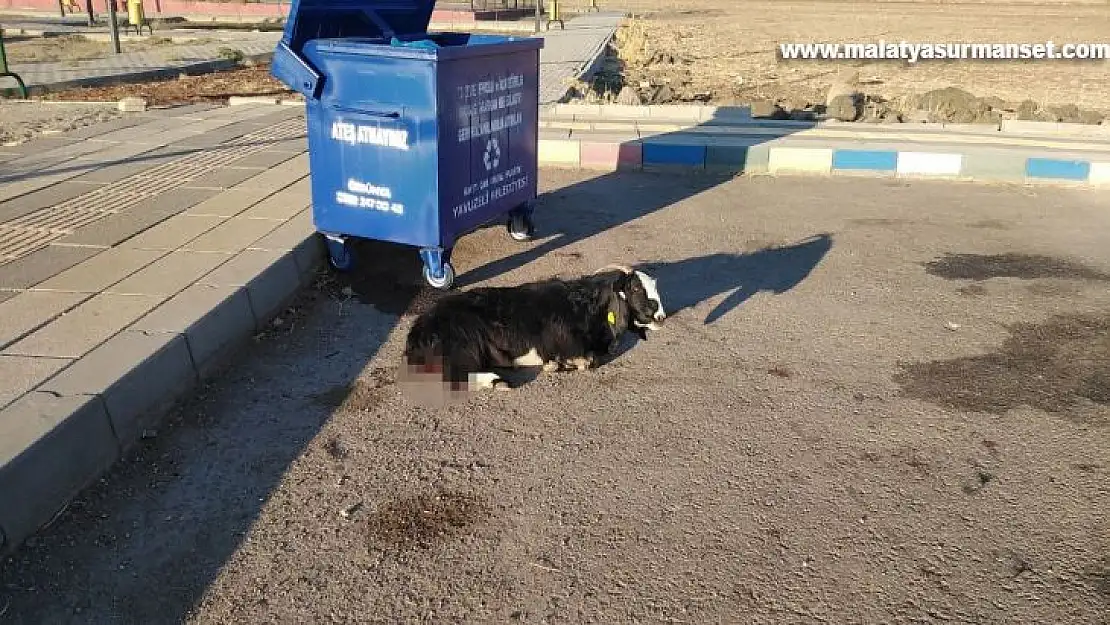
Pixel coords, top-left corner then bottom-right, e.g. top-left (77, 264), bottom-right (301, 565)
top-left (335, 178), bottom-right (404, 215)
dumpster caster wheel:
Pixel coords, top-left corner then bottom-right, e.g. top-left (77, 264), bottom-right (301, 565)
top-left (326, 238), bottom-right (355, 273)
top-left (423, 262), bottom-right (456, 290)
top-left (507, 213), bottom-right (534, 242)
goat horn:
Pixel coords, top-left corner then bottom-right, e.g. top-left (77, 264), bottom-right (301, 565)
top-left (593, 264), bottom-right (633, 275)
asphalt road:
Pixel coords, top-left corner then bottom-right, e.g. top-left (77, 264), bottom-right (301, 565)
top-left (2, 170), bottom-right (1108, 624)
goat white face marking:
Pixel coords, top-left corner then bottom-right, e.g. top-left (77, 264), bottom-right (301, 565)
top-left (512, 347), bottom-right (545, 367)
top-left (634, 270), bottom-right (665, 321)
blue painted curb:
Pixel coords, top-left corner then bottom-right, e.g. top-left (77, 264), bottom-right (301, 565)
top-left (1025, 157), bottom-right (1092, 181)
top-left (832, 149), bottom-right (899, 172)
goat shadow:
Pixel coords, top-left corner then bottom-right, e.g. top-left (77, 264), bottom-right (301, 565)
top-left (647, 233), bottom-right (835, 324)
top-left (503, 233), bottom-right (834, 384)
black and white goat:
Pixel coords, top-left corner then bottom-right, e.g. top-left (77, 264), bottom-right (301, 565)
top-left (402, 265), bottom-right (666, 391)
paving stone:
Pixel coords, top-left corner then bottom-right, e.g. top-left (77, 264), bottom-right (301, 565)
top-left (125, 187), bottom-right (222, 216)
top-left (55, 204), bottom-right (183, 248)
top-left (0, 290), bottom-right (17, 305)
top-left (250, 107), bottom-right (307, 124)
top-left (0, 355), bottom-right (71, 409)
top-left (183, 217), bottom-right (283, 253)
top-left (119, 214), bottom-right (225, 251)
top-left (174, 124), bottom-right (260, 149)
top-left (106, 250), bottom-right (232, 297)
top-left (229, 150), bottom-right (300, 170)
top-left (184, 187), bottom-right (277, 218)
top-left (0, 392), bottom-right (118, 554)
top-left (60, 117), bottom-right (147, 140)
top-left (65, 155), bottom-right (180, 185)
top-left (0, 136), bottom-right (74, 157)
top-left (265, 137), bottom-right (309, 153)
top-left (32, 247), bottom-right (166, 293)
top-left (181, 167), bottom-right (270, 190)
top-left (1, 145), bottom-right (109, 182)
top-left (0, 172), bottom-right (81, 205)
top-left (232, 154), bottom-right (310, 188)
top-left (247, 208), bottom-right (321, 285)
top-left (0, 245), bottom-right (102, 290)
top-left (2, 293), bottom-right (166, 359)
top-left (0, 181), bottom-right (103, 223)
top-left (39, 330), bottom-right (196, 448)
top-left (0, 290), bottom-right (91, 349)
top-left (199, 248), bottom-right (302, 326)
top-left (132, 283), bottom-right (255, 376)
top-left (238, 179), bottom-right (312, 221)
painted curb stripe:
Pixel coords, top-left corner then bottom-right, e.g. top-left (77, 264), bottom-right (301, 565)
top-left (580, 142), bottom-right (642, 169)
top-left (642, 143), bottom-right (706, 167)
top-left (768, 147), bottom-right (833, 174)
top-left (896, 152), bottom-right (963, 176)
top-left (831, 149), bottom-right (899, 172)
top-left (1025, 157), bottom-right (1091, 181)
top-left (538, 139), bottom-right (580, 166)
top-left (1088, 162), bottom-right (1110, 185)
top-left (535, 140), bottom-right (1110, 186)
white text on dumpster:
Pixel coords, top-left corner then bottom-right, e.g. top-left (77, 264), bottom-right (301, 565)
top-left (452, 165), bottom-right (528, 219)
top-left (455, 73), bottom-right (527, 143)
top-left (330, 121), bottom-right (410, 151)
top-left (335, 178), bottom-right (404, 214)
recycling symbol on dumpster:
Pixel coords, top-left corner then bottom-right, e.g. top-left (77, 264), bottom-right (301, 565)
top-left (483, 137), bottom-right (502, 171)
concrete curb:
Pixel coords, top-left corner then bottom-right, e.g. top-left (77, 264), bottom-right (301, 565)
top-left (0, 223), bottom-right (324, 558)
top-left (547, 104), bottom-right (1110, 138)
top-left (536, 128), bottom-right (1110, 187)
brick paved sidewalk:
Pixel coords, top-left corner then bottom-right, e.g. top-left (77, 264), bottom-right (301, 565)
top-left (0, 102), bottom-right (322, 555)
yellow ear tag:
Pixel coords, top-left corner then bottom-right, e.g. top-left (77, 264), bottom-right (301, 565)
top-left (607, 311), bottom-right (616, 325)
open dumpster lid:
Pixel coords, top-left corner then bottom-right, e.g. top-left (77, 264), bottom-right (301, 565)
top-left (279, 0), bottom-right (438, 54)
top-left (273, 0), bottom-right (438, 98)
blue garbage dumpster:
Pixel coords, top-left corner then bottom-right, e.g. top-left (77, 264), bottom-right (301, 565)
top-left (271, 0), bottom-right (544, 290)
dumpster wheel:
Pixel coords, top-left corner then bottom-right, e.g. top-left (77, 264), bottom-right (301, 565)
top-left (325, 236), bottom-right (355, 273)
top-left (507, 212), bottom-right (535, 242)
top-left (423, 262), bottom-right (456, 290)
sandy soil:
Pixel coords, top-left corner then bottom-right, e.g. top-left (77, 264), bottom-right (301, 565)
top-left (0, 100), bottom-right (122, 145)
top-left (0, 171), bottom-right (1106, 624)
top-left (574, 0), bottom-right (1110, 123)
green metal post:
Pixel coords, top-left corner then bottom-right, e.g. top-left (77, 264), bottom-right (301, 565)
top-left (0, 28), bottom-right (30, 99)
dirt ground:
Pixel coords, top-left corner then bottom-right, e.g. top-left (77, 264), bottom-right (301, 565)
top-left (574, 0), bottom-right (1110, 124)
top-left (0, 169), bottom-right (1106, 623)
top-left (0, 99), bottom-right (122, 144)
top-left (35, 64), bottom-right (296, 107)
